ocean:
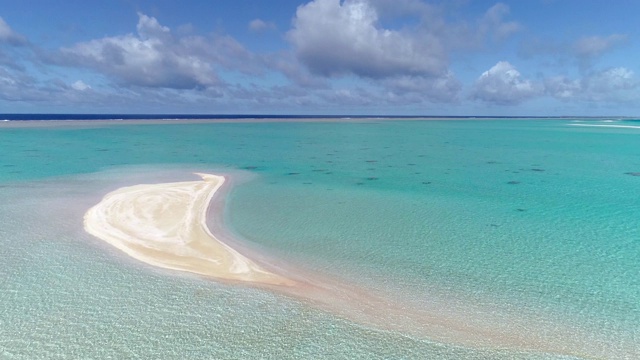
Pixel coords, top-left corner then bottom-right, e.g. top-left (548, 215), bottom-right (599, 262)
top-left (0, 117), bottom-right (638, 359)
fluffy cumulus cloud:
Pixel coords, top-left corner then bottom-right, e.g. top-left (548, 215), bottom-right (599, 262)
top-left (51, 14), bottom-right (217, 89)
top-left (471, 61), bottom-right (540, 105)
top-left (286, 0), bottom-right (526, 104)
top-left (50, 13), bottom-right (260, 90)
top-left (288, 0), bottom-right (448, 79)
top-left (2, 3), bottom-right (639, 113)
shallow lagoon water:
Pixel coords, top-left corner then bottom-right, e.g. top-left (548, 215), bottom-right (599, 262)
top-left (0, 119), bottom-right (638, 359)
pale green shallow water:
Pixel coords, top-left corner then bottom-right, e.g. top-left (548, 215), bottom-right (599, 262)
top-left (0, 119), bottom-right (639, 359)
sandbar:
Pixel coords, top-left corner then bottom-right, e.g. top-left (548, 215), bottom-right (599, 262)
top-left (82, 172), bottom-right (628, 358)
top-left (83, 173), bottom-right (293, 286)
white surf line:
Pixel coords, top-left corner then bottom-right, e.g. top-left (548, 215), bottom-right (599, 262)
top-left (84, 173), bottom-right (294, 286)
top-left (568, 123), bottom-right (640, 129)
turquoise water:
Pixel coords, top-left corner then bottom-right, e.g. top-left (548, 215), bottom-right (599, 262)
top-left (0, 119), bottom-right (638, 359)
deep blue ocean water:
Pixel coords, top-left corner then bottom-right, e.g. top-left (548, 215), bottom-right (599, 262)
top-left (0, 117), bottom-right (638, 359)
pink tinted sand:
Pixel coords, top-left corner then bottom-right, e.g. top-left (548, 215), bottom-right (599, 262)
top-left (83, 172), bottom-right (632, 359)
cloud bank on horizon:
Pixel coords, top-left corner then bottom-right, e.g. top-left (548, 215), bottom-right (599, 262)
top-left (0, 0), bottom-right (638, 115)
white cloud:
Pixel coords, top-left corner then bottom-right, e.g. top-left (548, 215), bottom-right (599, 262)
top-left (382, 72), bottom-right (461, 103)
top-left (320, 88), bottom-right (376, 106)
top-left (519, 33), bottom-right (628, 69)
top-left (2, 4), bottom-right (634, 114)
top-left (588, 67), bottom-right (635, 90)
top-left (0, 67), bottom-right (56, 102)
top-left (286, 0), bottom-right (524, 103)
top-left (0, 69), bottom-right (17, 86)
top-left (471, 61), bottom-right (541, 105)
top-left (248, 19), bottom-right (276, 32)
top-left (367, 0), bottom-right (435, 19)
top-left (288, 0), bottom-right (448, 78)
top-left (264, 52), bottom-right (329, 88)
top-left (437, 2), bottom-right (521, 51)
top-left (479, 3), bottom-right (522, 41)
top-left (54, 13), bottom-right (218, 89)
top-left (544, 76), bottom-right (580, 100)
top-left (136, 13), bottom-right (171, 40)
top-left (572, 34), bottom-right (627, 58)
top-left (0, 17), bottom-right (27, 45)
top-left (546, 67), bottom-right (637, 102)
top-left (50, 13), bottom-right (262, 90)
top-left (71, 80), bottom-right (91, 91)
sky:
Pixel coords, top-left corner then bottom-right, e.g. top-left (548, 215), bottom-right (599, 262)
top-left (0, 0), bottom-right (639, 116)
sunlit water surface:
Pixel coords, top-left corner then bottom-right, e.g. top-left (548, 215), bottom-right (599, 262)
top-left (1, 119), bottom-right (638, 359)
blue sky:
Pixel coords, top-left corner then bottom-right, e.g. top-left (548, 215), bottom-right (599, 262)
top-left (1, 0), bottom-right (639, 115)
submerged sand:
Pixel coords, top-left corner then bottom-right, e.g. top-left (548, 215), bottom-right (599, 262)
top-left (82, 172), bottom-right (633, 359)
top-left (83, 173), bottom-right (293, 286)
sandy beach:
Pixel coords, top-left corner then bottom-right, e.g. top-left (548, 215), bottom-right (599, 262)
top-left (83, 173), bottom-right (294, 286)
